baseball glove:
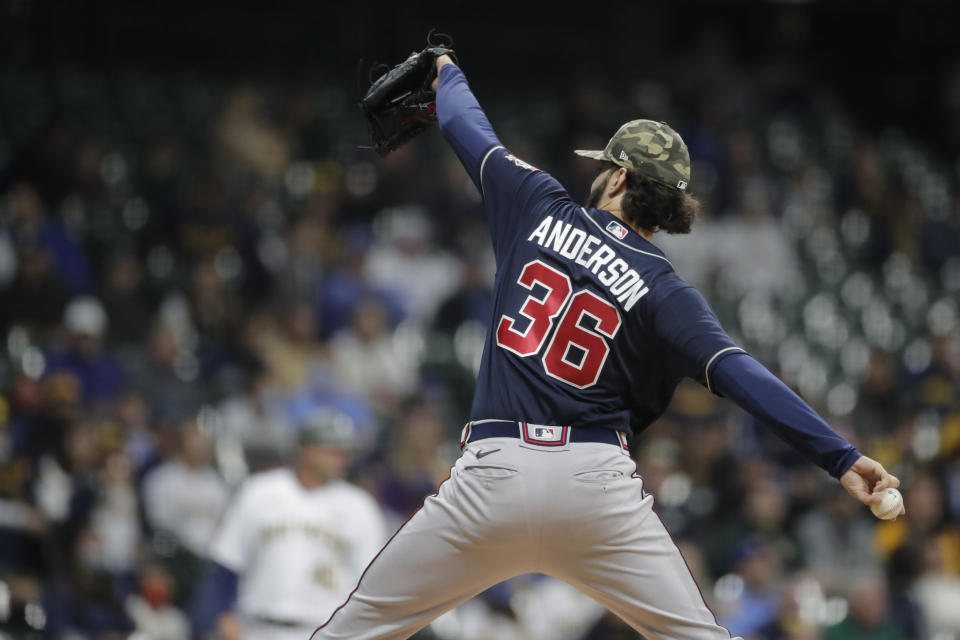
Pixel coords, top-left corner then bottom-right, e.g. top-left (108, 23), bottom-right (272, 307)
top-left (359, 43), bottom-right (455, 156)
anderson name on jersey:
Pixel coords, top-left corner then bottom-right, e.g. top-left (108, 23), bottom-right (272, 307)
top-left (526, 214), bottom-right (650, 312)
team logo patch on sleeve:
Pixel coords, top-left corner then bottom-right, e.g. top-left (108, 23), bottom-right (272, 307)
top-left (605, 220), bottom-right (629, 240)
top-left (504, 154), bottom-right (540, 172)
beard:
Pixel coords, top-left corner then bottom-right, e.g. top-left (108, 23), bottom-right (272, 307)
top-left (585, 171), bottom-right (610, 209)
top-left (585, 179), bottom-right (605, 209)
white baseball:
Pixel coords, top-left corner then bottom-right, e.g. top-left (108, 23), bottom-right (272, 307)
top-left (870, 488), bottom-right (903, 520)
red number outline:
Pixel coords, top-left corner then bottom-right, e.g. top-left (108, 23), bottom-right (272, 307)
top-left (541, 289), bottom-right (622, 389)
top-left (496, 261), bottom-right (621, 389)
top-left (496, 260), bottom-right (572, 357)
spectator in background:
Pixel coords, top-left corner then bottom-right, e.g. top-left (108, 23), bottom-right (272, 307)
top-left (794, 487), bottom-right (877, 589)
top-left (432, 252), bottom-right (494, 335)
top-left (23, 371), bottom-right (83, 468)
top-left (42, 421), bottom-right (138, 637)
top-left (255, 301), bottom-right (329, 393)
top-left (198, 410), bottom-right (385, 640)
top-left (877, 472), bottom-right (960, 636)
top-left (112, 390), bottom-right (156, 470)
top-left (100, 251), bottom-right (158, 349)
top-left (847, 142), bottom-right (896, 267)
top-left (84, 449), bottom-right (139, 576)
top-left (913, 534), bottom-right (960, 637)
top-left (63, 533), bottom-right (136, 637)
top-left (45, 297), bottom-right (126, 407)
top-left (716, 538), bottom-right (784, 637)
top-left (363, 398), bottom-right (450, 527)
top-left (0, 245), bottom-right (70, 335)
top-left (824, 572), bottom-right (905, 640)
top-left (141, 418), bottom-right (228, 601)
top-left (187, 260), bottom-right (242, 351)
top-left (919, 195), bottom-right (960, 273)
top-left (316, 228), bottom-right (406, 340)
top-left (179, 173), bottom-right (233, 259)
top-left (329, 296), bottom-right (418, 414)
top-left (875, 472), bottom-right (960, 573)
top-left (215, 89), bottom-right (291, 181)
top-left (32, 388), bottom-right (97, 566)
top-left (363, 206), bottom-right (462, 325)
top-left (137, 138), bottom-right (185, 248)
top-left (125, 562), bottom-right (190, 640)
top-left (5, 182), bottom-right (91, 294)
top-left (854, 349), bottom-right (903, 436)
top-left (758, 575), bottom-right (823, 640)
top-left (278, 212), bottom-right (331, 303)
top-left (0, 392), bottom-right (48, 576)
top-left (218, 371), bottom-right (295, 471)
top-left (907, 333), bottom-right (960, 414)
top-left (130, 322), bottom-right (205, 418)
top-left (885, 542), bottom-right (927, 639)
top-left (706, 465), bottom-right (795, 577)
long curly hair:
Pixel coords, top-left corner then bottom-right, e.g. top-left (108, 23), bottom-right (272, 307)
top-left (599, 161), bottom-right (700, 234)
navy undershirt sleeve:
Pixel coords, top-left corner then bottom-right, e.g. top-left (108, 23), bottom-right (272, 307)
top-left (188, 562), bottom-right (239, 633)
top-left (712, 352), bottom-right (861, 479)
top-left (210, 562), bottom-right (239, 612)
top-left (436, 64), bottom-right (501, 191)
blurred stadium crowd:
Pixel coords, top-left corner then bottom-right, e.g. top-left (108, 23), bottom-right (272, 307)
top-left (0, 16), bottom-right (959, 640)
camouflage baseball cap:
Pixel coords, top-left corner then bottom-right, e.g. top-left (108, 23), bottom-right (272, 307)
top-left (575, 119), bottom-right (691, 191)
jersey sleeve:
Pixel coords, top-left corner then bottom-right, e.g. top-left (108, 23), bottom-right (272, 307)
top-left (436, 64), bottom-right (499, 190)
top-left (477, 148), bottom-right (573, 258)
top-left (712, 352), bottom-right (861, 478)
top-left (648, 275), bottom-right (743, 392)
top-left (208, 483), bottom-right (255, 573)
top-left (436, 65), bottom-right (573, 259)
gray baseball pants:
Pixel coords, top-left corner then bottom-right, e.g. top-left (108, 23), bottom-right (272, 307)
top-left (311, 433), bottom-right (741, 640)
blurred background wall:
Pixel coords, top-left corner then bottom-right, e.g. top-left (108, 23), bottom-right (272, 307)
top-left (0, 1), bottom-right (958, 638)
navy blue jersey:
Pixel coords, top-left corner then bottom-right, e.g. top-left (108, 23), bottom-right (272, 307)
top-left (467, 146), bottom-right (740, 433)
top-left (436, 66), bottom-right (741, 435)
top-left (436, 65), bottom-right (860, 480)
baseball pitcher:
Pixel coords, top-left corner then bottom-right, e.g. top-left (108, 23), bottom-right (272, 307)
top-left (314, 52), bottom-right (902, 640)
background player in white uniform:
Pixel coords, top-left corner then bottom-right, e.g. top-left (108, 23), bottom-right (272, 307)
top-left (207, 410), bottom-right (385, 640)
top-left (311, 55), bottom-right (902, 640)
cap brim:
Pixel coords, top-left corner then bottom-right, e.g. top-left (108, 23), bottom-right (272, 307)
top-left (574, 150), bottom-right (608, 160)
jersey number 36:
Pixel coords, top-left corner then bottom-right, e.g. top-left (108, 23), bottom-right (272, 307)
top-left (497, 260), bottom-right (621, 389)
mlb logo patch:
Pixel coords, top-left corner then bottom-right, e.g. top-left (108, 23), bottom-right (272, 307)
top-left (606, 220), bottom-right (629, 240)
top-left (534, 427), bottom-right (559, 440)
top-left (522, 422), bottom-right (569, 446)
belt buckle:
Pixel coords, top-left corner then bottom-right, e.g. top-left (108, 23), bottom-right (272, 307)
top-left (520, 422), bottom-right (569, 447)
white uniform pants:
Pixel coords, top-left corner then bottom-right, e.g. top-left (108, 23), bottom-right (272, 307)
top-left (312, 437), bottom-right (741, 640)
